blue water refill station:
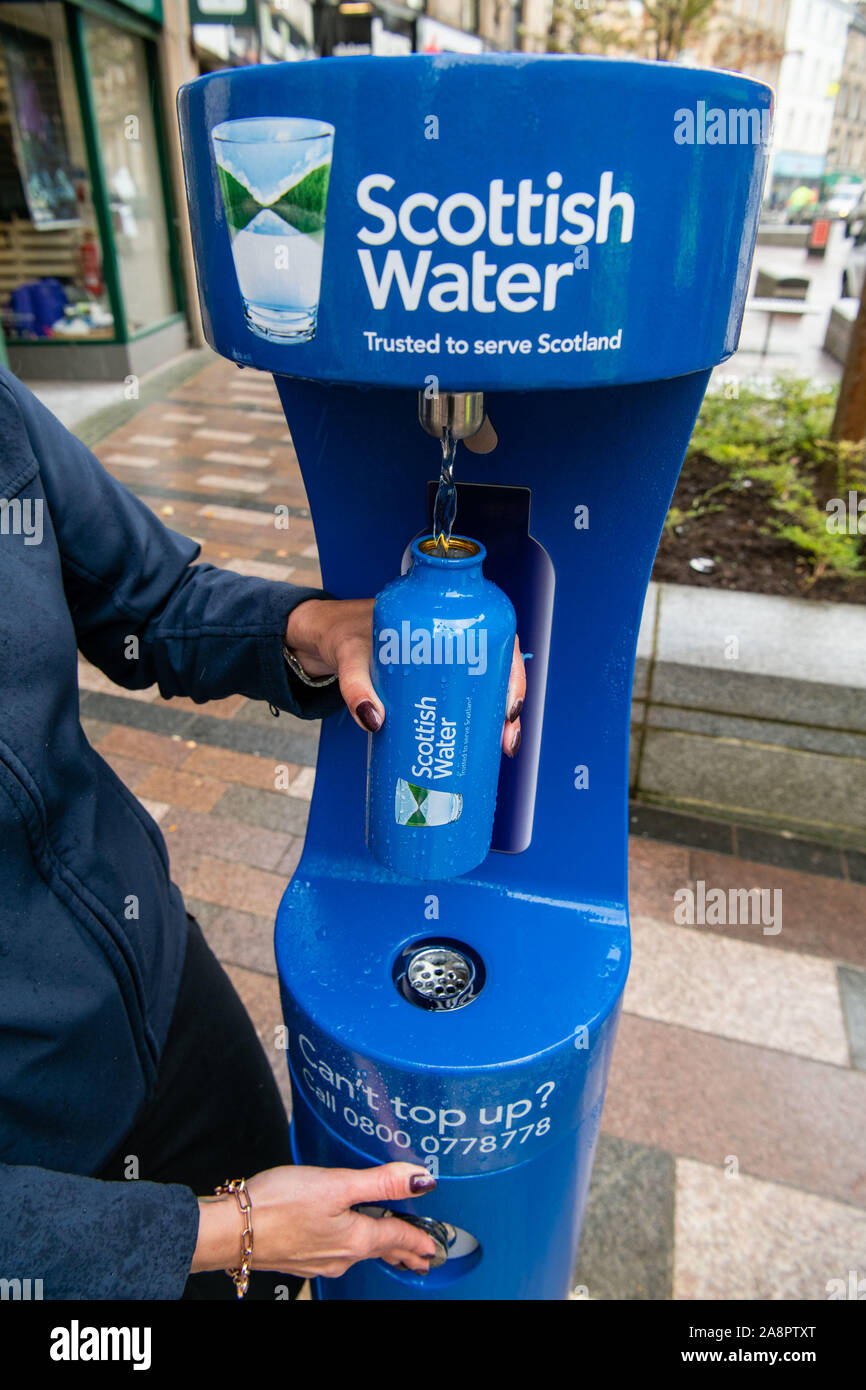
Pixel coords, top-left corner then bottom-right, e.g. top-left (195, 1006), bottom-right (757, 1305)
top-left (179, 55), bottom-right (770, 1300)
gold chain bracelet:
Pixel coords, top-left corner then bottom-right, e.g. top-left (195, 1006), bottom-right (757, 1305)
top-left (214, 1178), bottom-right (253, 1298)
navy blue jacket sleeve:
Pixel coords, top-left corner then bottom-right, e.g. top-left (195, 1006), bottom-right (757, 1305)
top-left (0, 1162), bottom-right (200, 1300)
top-left (4, 371), bottom-right (345, 722)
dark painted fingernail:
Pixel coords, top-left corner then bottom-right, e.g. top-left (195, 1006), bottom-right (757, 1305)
top-left (409, 1173), bottom-right (437, 1193)
top-left (507, 697), bottom-right (524, 723)
top-left (508, 726), bottom-right (522, 758)
top-left (357, 700), bottom-right (382, 732)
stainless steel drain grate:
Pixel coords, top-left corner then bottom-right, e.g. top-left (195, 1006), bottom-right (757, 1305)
top-left (406, 946), bottom-right (473, 1010)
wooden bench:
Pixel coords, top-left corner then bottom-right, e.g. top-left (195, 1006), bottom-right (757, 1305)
top-left (755, 224), bottom-right (810, 248)
top-left (753, 269), bottom-right (811, 300)
top-left (743, 298), bottom-right (825, 356)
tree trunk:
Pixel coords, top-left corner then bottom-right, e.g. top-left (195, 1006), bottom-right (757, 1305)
top-left (831, 274), bottom-right (866, 442)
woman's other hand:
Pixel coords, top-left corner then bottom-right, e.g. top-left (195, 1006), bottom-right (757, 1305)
top-left (193, 1162), bottom-right (439, 1279)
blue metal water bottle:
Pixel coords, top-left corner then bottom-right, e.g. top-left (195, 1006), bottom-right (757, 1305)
top-left (367, 535), bottom-right (516, 880)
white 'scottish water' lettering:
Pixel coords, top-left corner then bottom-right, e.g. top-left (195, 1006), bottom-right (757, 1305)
top-left (356, 171), bottom-right (634, 312)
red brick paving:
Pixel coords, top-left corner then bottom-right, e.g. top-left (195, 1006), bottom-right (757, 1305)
top-left (75, 352), bottom-right (866, 1299)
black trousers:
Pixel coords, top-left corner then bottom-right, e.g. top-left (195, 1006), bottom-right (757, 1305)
top-left (97, 914), bottom-right (302, 1301)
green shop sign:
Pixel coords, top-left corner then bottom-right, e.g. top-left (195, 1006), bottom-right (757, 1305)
top-left (189, 0), bottom-right (257, 25)
top-left (113, 0), bottom-right (164, 20)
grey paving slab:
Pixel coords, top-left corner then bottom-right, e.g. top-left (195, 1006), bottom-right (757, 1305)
top-left (734, 826), bottom-right (847, 879)
top-left (31, 348), bottom-right (214, 437)
top-left (213, 783), bottom-right (311, 837)
top-left (627, 916), bottom-right (848, 1064)
top-left (80, 717), bottom-right (114, 746)
top-left (222, 962), bottom-right (292, 1117)
top-left (196, 906), bottom-right (279, 978)
top-left (654, 583), bottom-right (866, 689)
top-left (636, 582), bottom-right (658, 659)
top-left (631, 587), bottom-right (657, 703)
top-left (628, 803), bottom-right (736, 856)
top-left (80, 688), bottom-right (323, 764)
top-left (182, 897), bottom-right (222, 930)
top-left (633, 656), bottom-right (649, 702)
top-left (646, 701), bottom-right (866, 759)
top-left (74, 349), bottom-right (217, 446)
top-left (650, 661), bottom-right (866, 734)
top-left (639, 728), bottom-right (866, 838)
top-left (132, 482), bottom-right (307, 516)
top-left (184, 712), bottom-right (320, 766)
top-left (79, 690), bottom-right (196, 737)
top-left (629, 800), bottom-right (847, 879)
top-left (848, 849), bottom-right (866, 885)
top-left (277, 837), bottom-right (304, 880)
top-left (239, 699), bottom-right (323, 741)
top-left (838, 967), bottom-right (866, 1072)
top-left (675, 1158), bottom-right (866, 1300)
top-left (629, 727), bottom-right (641, 790)
top-left (573, 1133), bottom-right (675, 1301)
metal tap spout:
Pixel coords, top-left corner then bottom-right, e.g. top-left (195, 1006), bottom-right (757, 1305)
top-left (418, 390), bottom-right (485, 440)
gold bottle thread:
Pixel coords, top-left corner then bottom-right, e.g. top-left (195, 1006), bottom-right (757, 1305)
top-left (419, 535), bottom-right (480, 560)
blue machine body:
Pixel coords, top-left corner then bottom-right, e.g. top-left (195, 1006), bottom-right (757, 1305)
top-left (178, 54), bottom-right (771, 1299)
top-left (368, 536), bottom-right (516, 880)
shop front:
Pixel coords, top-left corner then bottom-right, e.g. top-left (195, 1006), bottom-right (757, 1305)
top-left (0, 0), bottom-right (185, 380)
top-left (191, 0), bottom-right (317, 71)
top-left (316, 0), bottom-right (420, 57)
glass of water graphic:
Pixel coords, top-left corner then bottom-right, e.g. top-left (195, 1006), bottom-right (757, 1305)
top-left (395, 779), bottom-right (464, 827)
top-left (212, 117), bottom-right (334, 343)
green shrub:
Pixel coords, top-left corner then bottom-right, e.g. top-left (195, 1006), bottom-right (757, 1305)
top-left (681, 378), bottom-right (866, 583)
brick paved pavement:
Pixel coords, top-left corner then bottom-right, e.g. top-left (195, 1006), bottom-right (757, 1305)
top-left (68, 352), bottom-right (866, 1301)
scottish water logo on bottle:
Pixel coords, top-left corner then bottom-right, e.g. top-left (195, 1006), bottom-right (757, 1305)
top-left (366, 535), bottom-right (516, 880)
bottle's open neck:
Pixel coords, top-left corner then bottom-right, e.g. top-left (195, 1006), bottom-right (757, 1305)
top-left (416, 535), bottom-right (483, 566)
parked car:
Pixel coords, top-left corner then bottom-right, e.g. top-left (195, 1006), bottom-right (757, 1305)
top-left (824, 182), bottom-right (863, 221)
top-left (841, 228), bottom-right (866, 299)
top-left (845, 192), bottom-right (866, 239)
